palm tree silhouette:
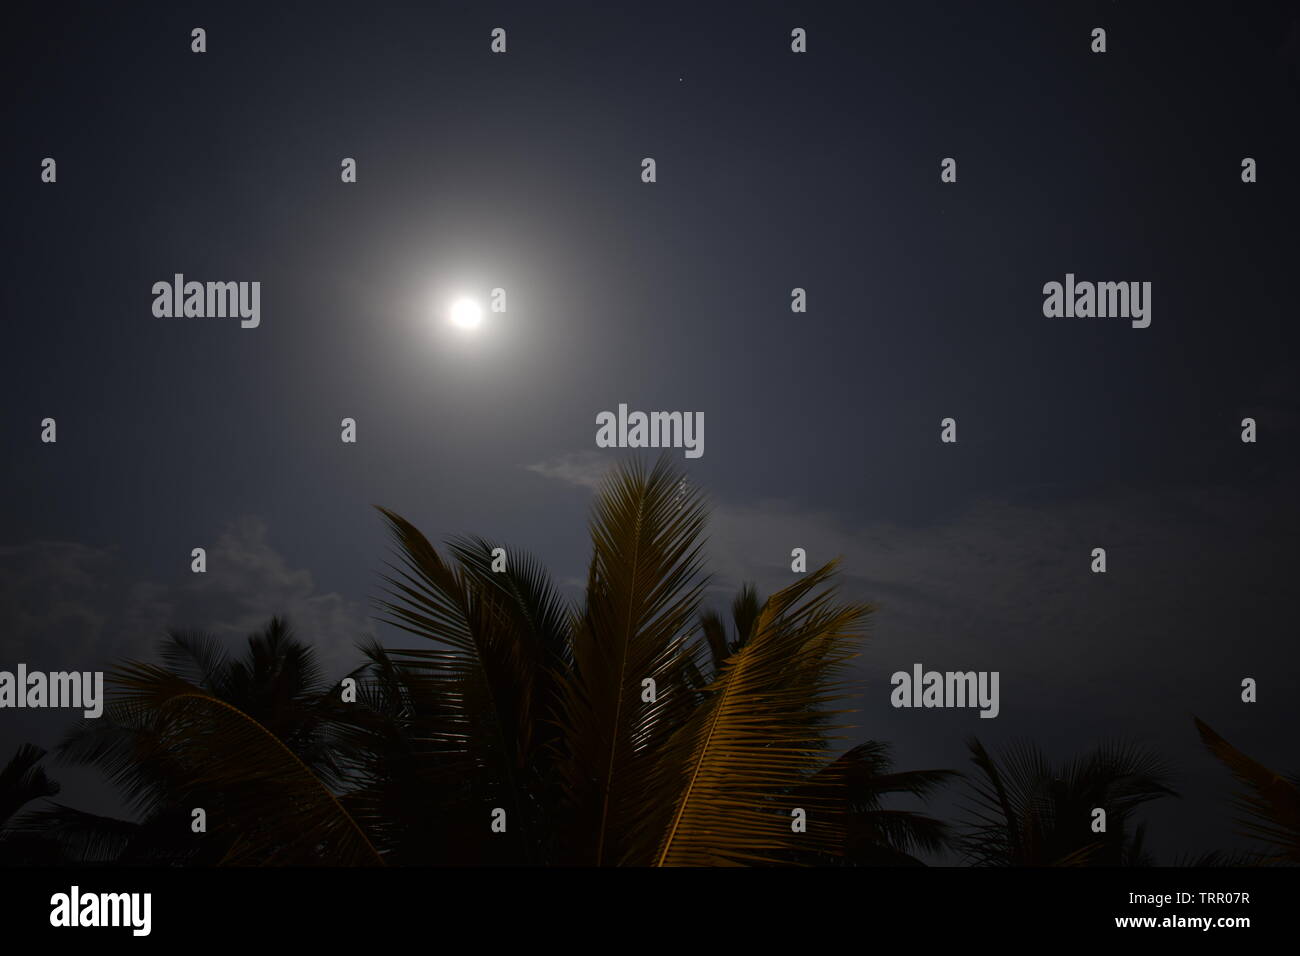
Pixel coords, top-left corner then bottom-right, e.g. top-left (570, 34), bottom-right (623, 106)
top-left (25, 618), bottom-right (377, 865)
top-left (22, 456), bottom-right (952, 866)
top-left (959, 737), bottom-right (1176, 866)
top-left (0, 744), bottom-right (62, 863)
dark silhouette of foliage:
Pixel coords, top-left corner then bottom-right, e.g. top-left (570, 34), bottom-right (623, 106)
top-left (959, 737), bottom-right (1175, 866)
top-left (26, 619), bottom-right (377, 865)
top-left (0, 744), bottom-right (63, 863)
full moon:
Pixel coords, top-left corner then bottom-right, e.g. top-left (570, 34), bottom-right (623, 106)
top-left (450, 297), bottom-right (483, 330)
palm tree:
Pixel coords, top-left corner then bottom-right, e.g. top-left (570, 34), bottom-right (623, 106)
top-left (816, 741), bottom-right (954, 865)
top-left (0, 744), bottom-right (62, 863)
top-left (24, 618), bottom-right (378, 865)
top-left (1194, 716), bottom-right (1299, 864)
top-left (959, 737), bottom-right (1176, 866)
top-left (39, 456), bottom-right (952, 865)
top-left (360, 456), bottom-right (896, 864)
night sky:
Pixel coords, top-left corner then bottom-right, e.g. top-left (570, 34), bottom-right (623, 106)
top-left (3, 1), bottom-right (1298, 863)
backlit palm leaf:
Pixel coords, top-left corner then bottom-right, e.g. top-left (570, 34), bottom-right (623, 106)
top-left (653, 561), bottom-right (869, 866)
top-left (556, 456), bottom-right (711, 865)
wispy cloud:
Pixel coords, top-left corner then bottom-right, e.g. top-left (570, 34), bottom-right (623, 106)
top-left (524, 450), bottom-right (613, 489)
top-left (166, 516), bottom-right (370, 675)
top-left (0, 541), bottom-right (169, 668)
top-left (0, 518), bottom-right (371, 684)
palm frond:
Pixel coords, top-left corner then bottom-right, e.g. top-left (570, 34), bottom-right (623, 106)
top-left (110, 660), bottom-right (383, 866)
top-left (1, 804), bottom-right (140, 864)
top-left (653, 560), bottom-right (870, 866)
top-left (373, 509), bottom-right (559, 861)
top-left (699, 609), bottom-right (731, 677)
top-left (730, 583), bottom-right (761, 652)
top-left (1175, 847), bottom-right (1264, 867)
top-left (1195, 716), bottom-right (1300, 863)
top-left (158, 629), bottom-right (233, 692)
top-left (0, 744), bottom-right (60, 828)
top-left (960, 737), bottom-right (1175, 866)
top-left (448, 534), bottom-right (574, 768)
top-left (555, 456), bottom-right (711, 865)
top-left (813, 741), bottom-right (956, 864)
top-left (959, 736), bottom-right (1027, 865)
